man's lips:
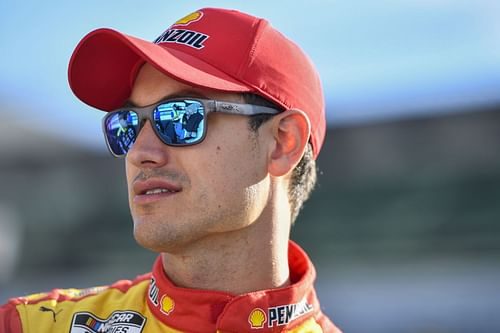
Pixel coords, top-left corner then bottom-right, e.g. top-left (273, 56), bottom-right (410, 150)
top-left (132, 179), bottom-right (182, 204)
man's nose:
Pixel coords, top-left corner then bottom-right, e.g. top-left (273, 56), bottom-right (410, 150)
top-left (126, 121), bottom-right (169, 168)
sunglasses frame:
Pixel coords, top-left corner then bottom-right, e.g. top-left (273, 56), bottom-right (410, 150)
top-left (102, 97), bottom-right (281, 158)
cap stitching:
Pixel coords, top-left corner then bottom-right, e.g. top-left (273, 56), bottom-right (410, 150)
top-left (234, 20), bottom-right (295, 112)
top-left (236, 17), bottom-right (265, 79)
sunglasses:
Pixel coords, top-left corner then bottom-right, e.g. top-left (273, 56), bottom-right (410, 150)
top-left (102, 97), bottom-right (280, 157)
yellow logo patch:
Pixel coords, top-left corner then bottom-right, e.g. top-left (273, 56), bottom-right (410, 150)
top-left (160, 294), bottom-right (175, 315)
top-left (248, 308), bottom-right (266, 329)
top-left (174, 11), bottom-right (203, 26)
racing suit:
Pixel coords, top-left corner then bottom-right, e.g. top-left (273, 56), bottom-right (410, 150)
top-left (0, 241), bottom-right (342, 332)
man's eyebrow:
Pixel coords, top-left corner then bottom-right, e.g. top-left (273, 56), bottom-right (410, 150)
top-left (124, 90), bottom-right (210, 107)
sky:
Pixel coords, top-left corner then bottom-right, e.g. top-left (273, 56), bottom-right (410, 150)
top-left (1, 0), bottom-right (500, 150)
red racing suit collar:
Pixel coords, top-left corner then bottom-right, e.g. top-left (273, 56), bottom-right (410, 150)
top-left (146, 241), bottom-right (324, 332)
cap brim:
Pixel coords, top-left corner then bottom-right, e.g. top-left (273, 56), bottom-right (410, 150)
top-left (68, 28), bottom-right (251, 111)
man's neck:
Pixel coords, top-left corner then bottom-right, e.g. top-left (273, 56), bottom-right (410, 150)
top-left (160, 206), bottom-right (291, 295)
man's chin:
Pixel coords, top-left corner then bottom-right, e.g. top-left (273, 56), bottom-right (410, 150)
top-left (132, 223), bottom-right (196, 254)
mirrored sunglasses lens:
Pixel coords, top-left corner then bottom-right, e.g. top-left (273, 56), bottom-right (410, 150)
top-left (153, 100), bottom-right (205, 145)
top-left (105, 111), bottom-right (139, 156)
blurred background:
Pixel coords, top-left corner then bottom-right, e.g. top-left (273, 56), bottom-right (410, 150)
top-left (1, 1), bottom-right (500, 332)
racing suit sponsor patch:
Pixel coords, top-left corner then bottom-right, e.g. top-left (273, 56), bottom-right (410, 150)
top-left (268, 298), bottom-right (313, 328)
top-left (69, 310), bottom-right (146, 333)
top-left (148, 277), bottom-right (159, 306)
top-left (248, 308), bottom-right (266, 329)
top-left (160, 294), bottom-right (175, 316)
top-left (249, 298), bottom-right (313, 329)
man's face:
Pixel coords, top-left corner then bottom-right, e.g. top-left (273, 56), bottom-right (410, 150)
top-left (125, 63), bottom-right (272, 253)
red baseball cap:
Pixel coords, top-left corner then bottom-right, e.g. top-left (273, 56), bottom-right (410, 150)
top-left (68, 7), bottom-right (325, 158)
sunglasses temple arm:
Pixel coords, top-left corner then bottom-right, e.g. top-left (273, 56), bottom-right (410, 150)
top-left (211, 100), bottom-right (280, 115)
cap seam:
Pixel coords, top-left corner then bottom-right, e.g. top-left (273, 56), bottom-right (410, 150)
top-left (236, 18), bottom-right (266, 81)
top-left (234, 19), bottom-right (295, 112)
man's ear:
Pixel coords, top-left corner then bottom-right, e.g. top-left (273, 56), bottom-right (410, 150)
top-left (268, 109), bottom-right (311, 177)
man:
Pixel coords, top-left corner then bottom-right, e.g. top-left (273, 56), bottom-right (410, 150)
top-left (0, 7), bottom-right (342, 333)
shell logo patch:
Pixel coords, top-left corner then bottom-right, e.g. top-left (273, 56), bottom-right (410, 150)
top-left (160, 294), bottom-right (175, 316)
top-left (249, 308), bottom-right (267, 329)
top-left (174, 11), bottom-right (203, 26)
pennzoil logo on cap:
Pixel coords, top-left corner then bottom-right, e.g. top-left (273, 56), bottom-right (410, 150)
top-left (153, 28), bottom-right (209, 49)
top-left (174, 11), bottom-right (203, 26)
top-left (248, 298), bottom-right (313, 329)
top-left (153, 11), bottom-right (209, 49)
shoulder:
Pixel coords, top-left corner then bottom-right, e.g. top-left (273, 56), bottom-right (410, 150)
top-left (0, 272), bottom-right (151, 333)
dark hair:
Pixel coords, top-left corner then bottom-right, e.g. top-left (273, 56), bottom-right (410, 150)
top-left (243, 93), bottom-right (317, 223)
